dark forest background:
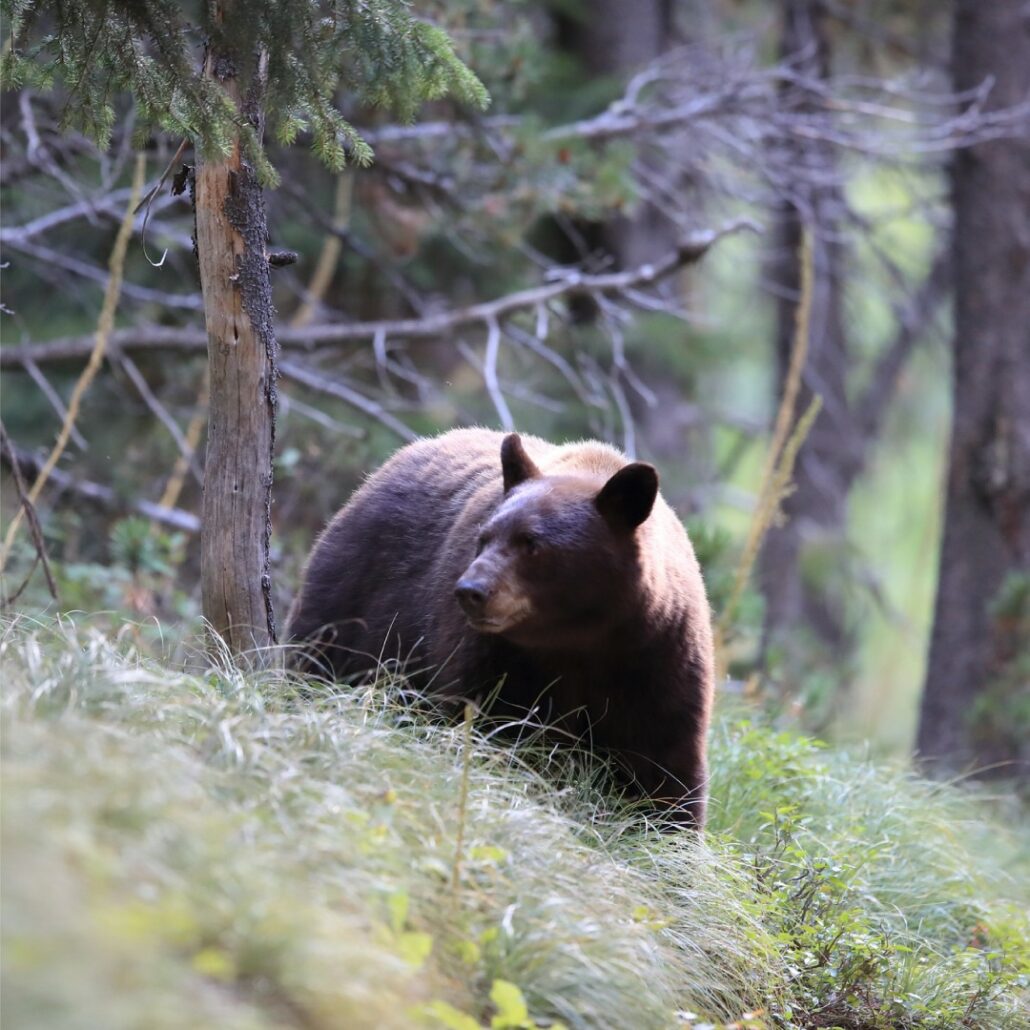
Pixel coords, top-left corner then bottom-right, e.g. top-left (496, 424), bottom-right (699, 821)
top-left (1, 0), bottom-right (1028, 781)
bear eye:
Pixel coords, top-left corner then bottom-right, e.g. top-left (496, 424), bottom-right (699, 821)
top-left (516, 531), bottom-right (540, 554)
top-left (475, 534), bottom-right (489, 556)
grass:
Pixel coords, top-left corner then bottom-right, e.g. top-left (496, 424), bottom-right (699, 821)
top-left (2, 616), bottom-right (1027, 1030)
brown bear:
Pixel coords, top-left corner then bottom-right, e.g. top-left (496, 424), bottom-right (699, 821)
top-left (287, 429), bottom-right (715, 828)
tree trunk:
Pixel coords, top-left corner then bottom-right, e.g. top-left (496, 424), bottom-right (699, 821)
top-left (759, 0), bottom-right (853, 667)
top-left (559, 0), bottom-right (677, 271)
top-left (195, 20), bottom-right (279, 655)
top-left (917, 0), bottom-right (1030, 776)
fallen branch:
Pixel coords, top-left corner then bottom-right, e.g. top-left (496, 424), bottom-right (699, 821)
top-left (0, 220), bottom-right (760, 368)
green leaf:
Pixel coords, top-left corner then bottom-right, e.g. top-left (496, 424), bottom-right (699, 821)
top-left (469, 845), bottom-right (508, 864)
top-left (191, 947), bottom-right (236, 982)
top-left (396, 930), bottom-right (433, 968)
top-left (490, 979), bottom-right (530, 1029)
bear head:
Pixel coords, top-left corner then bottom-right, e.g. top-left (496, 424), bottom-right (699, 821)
top-left (454, 433), bottom-right (659, 650)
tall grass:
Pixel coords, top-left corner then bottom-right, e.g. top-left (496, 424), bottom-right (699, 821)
top-left (2, 617), bottom-right (1027, 1029)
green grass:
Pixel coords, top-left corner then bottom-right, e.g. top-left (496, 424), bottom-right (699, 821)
top-left (2, 617), bottom-right (1027, 1030)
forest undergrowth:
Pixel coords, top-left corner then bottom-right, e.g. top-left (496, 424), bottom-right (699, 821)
top-left (2, 616), bottom-right (1027, 1030)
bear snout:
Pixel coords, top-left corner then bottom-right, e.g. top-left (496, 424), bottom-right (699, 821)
top-left (455, 578), bottom-right (490, 618)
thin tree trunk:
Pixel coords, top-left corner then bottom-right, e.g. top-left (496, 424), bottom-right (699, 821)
top-left (194, 13), bottom-right (279, 655)
top-left (917, 0), bottom-right (1030, 776)
top-left (759, 0), bottom-right (852, 664)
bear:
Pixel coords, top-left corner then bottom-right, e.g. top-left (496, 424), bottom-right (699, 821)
top-left (287, 428), bottom-right (715, 829)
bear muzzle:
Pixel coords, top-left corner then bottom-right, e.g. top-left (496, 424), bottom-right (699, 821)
top-left (454, 569), bottom-right (532, 634)
top-left (455, 578), bottom-right (490, 618)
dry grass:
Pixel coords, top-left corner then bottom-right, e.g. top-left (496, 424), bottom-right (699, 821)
top-left (2, 616), bottom-right (1027, 1029)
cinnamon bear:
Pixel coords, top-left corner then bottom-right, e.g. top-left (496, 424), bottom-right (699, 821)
top-left (287, 429), bottom-right (714, 828)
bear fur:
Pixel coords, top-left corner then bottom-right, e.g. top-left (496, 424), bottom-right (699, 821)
top-left (287, 428), bottom-right (715, 828)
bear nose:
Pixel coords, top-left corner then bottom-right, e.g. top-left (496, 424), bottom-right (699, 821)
top-left (455, 579), bottom-right (489, 616)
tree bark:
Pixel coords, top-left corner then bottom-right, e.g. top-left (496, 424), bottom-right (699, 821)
top-left (917, 0), bottom-right (1030, 776)
top-left (194, 17), bottom-right (279, 654)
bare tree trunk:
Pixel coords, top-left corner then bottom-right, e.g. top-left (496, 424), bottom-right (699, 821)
top-left (917, 0), bottom-right (1030, 777)
top-left (194, 11), bottom-right (279, 655)
top-left (759, 0), bottom-right (853, 665)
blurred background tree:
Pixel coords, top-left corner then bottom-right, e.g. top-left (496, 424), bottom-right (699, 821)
top-left (1, 0), bottom-right (1027, 780)
top-left (917, 0), bottom-right (1030, 779)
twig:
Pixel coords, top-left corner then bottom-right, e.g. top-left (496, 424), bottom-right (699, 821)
top-left (278, 359), bottom-right (417, 442)
top-left (22, 357), bottom-right (89, 450)
top-left (157, 372), bottom-right (208, 513)
top-left (2, 220), bottom-right (760, 367)
top-left (0, 154), bottom-right (146, 571)
top-left (133, 137), bottom-right (188, 214)
top-left (138, 138), bottom-right (187, 267)
top-left (116, 351), bottom-right (204, 484)
top-left (281, 394), bottom-right (365, 439)
top-left (502, 322), bottom-right (598, 410)
top-left (849, 247), bottom-right (950, 473)
top-left (0, 421), bottom-right (58, 602)
top-left (4, 237), bottom-right (203, 310)
top-left (0, 436), bottom-right (199, 533)
top-left (0, 181), bottom-right (181, 247)
top-left (450, 702), bottom-right (476, 894)
top-left (482, 316), bottom-right (514, 431)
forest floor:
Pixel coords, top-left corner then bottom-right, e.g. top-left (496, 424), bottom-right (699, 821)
top-left (2, 616), bottom-right (1028, 1030)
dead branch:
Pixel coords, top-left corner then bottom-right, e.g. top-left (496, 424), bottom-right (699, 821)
top-left (4, 238), bottom-right (202, 310)
top-left (1, 220), bottom-right (760, 369)
top-left (22, 357), bottom-right (89, 451)
top-left (0, 422), bottom-right (58, 602)
top-left (116, 352), bottom-right (204, 484)
top-left (0, 437), bottom-right (200, 534)
top-left (0, 183), bottom-right (182, 246)
top-left (278, 359), bottom-right (418, 442)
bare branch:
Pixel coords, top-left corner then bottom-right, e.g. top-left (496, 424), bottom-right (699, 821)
top-left (281, 394), bottom-right (366, 439)
top-left (0, 437), bottom-right (200, 534)
top-left (481, 316), bottom-right (513, 430)
top-left (1, 220), bottom-right (760, 368)
top-left (116, 353), bottom-right (204, 484)
top-left (4, 238), bottom-right (203, 310)
top-left (0, 421), bottom-right (58, 601)
top-left (0, 183), bottom-right (183, 246)
top-left (22, 358), bottom-right (89, 451)
top-left (278, 359), bottom-right (417, 442)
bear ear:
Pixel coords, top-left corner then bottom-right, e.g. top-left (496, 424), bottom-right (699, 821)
top-left (501, 433), bottom-right (541, 494)
top-left (595, 462), bottom-right (659, 532)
